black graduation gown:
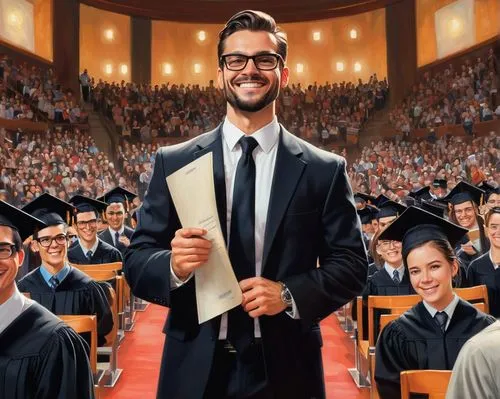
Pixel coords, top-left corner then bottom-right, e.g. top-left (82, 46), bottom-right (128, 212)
top-left (98, 226), bottom-right (134, 254)
top-left (17, 267), bottom-right (114, 347)
top-left (0, 302), bottom-right (95, 399)
top-left (368, 262), bottom-right (379, 277)
top-left (375, 299), bottom-right (496, 399)
top-left (68, 239), bottom-right (123, 265)
top-left (467, 252), bottom-right (500, 317)
top-left (358, 268), bottom-right (416, 340)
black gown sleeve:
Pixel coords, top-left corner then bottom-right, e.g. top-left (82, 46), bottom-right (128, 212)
top-left (375, 320), bottom-right (413, 399)
top-left (87, 281), bottom-right (114, 346)
top-left (34, 326), bottom-right (95, 399)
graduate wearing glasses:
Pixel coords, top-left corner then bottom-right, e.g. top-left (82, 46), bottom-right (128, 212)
top-left (17, 193), bottom-right (113, 346)
top-left (67, 195), bottom-right (122, 265)
top-left (0, 200), bottom-right (95, 399)
top-left (374, 206), bottom-right (496, 399)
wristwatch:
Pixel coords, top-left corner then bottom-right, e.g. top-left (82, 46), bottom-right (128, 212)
top-left (279, 281), bottom-right (293, 308)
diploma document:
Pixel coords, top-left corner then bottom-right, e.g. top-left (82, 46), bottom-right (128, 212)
top-left (166, 152), bottom-right (242, 324)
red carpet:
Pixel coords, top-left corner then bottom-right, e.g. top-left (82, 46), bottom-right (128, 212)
top-left (103, 305), bottom-right (369, 399)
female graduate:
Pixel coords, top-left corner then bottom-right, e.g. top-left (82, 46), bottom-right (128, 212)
top-left (374, 206), bottom-right (496, 399)
top-left (17, 193), bottom-right (113, 346)
top-left (467, 207), bottom-right (500, 317)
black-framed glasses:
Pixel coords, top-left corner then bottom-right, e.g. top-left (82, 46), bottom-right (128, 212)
top-left (76, 219), bottom-right (97, 229)
top-left (220, 53), bottom-right (283, 71)
top-left (37, 234), bottom-right (68, 248)
top-left (0, 244), bottom-right (16, 260)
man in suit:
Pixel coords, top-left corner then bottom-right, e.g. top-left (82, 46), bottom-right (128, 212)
top-left (97, 187), bottom-right (136, 254)
top-left (124, 10), bottom-right (367, 399)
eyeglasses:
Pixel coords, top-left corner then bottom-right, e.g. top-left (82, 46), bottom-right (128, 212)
top-left (377, 240), bottom-right (402, 249)
top-left (0, 244), bottom-right (16, 260)
top-left (220, 53), bottom-right (283, 71)
top-left (76, 219), bottom-right (97, 229)
top-left (454, 207), bottom-right (475, 216)
top-left (37, 234), bottom-right (68, 248)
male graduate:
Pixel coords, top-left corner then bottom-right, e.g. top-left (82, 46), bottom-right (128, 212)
top-left (18, 193), bottom-right (114, 346)
top-left (98, 187), bottom-right (136, 254)
top-left (0, 200), bottom-right (95, 399)
top-left (68, 195), bottom-right (122, 265)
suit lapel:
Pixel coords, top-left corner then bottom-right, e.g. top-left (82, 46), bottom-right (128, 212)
top-left (193, 125), bottom-right (228, 244)
top-left (262, 127), bottom-right (306, 273)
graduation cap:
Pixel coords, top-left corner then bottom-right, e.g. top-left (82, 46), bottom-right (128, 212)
top-left (440, 181), bottom-right (485, 206)
top-left (478, 181), bottom-right (500, 201)
top-left (357, 205), bottom-right (378, 224)
top-left (0, 200), bottom-right (47, 241)
top-left (69, 195), bottom-right (108, 220)
top-left (419, 200), bottom-right (447, 218)
top-left (22, 193), bottom-right (76, 226)
top-left (379, 206), bottom-right (468, 259)
top-left (354, 193), bottom-right (376, 205)
top-left (97, 187), bottom-right (137, 211)
top-left (432, 179), bottom-right (447, 189)
top-left (376, 200), bottom-right (407, 220)
top-left (375, 194), bottom-right (391, 208)
top-left (409, 186), bottom-right (432, 202)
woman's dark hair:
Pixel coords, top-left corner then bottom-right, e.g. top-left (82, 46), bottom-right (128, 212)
top-left (218, 10), bottom-right (288, 66)
top-left (369, 229), bottom-right (385, 267)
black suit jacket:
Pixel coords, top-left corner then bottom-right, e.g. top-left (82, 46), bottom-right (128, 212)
top-left (99, 226), bottom-right (134, 254)
top-left (124, 125), bottom-right (368, 399)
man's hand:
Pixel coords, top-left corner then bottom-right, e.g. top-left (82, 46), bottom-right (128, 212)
top-left (118, 235), bottom-right (130, 247)
top-left (171, 228), bottom-right (211, 281)
top-left (461, 241), bottom-right (477, 256)
top-left (239, 277), bottom-right (287, 318)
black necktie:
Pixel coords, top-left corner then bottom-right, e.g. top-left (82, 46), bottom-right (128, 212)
top-left (49, 276), bottom-right (60, 289)
top-left (115, 231), bottom-right (120, 246)
top-left (434, 311), bottom-right (448, 333)
top-left (392, 269), bottom-right (400, 285)
top-left (227, 136), bottom-right (258, 352)
top-left (86, 250), bottom-right (92, 261)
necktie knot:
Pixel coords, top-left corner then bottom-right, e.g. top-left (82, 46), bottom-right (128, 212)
top-left (115, 232), bottom-right (120, 245)
top-left (434, 311), bottom-right (448, 332)
top-left (86, 250), bottom-right (92, 260)
top-left (239, 136), bottom-right (258, 155)
top-left (392, 269), bottom-right (400, 284)
top-left (49, 276), bottom-right (60, 289)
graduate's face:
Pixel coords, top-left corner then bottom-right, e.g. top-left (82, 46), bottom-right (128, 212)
top-left (376, 240), bottom-right (403, 267)
top-left (378, 216), bottom-right (396, 231)
top-left (75, 211), bottom-right (98, 243)
top-left (486, 213), bottom-right (500, 250)
top-left (453, 201), bottom-right (476, 229)
top-left (0, 226), bottom-right (25, 304)
top-left (105, 203), bottom-right (125, 230)
top-left (33, 225), bottom-right (68, 270)
top-left (486, 193), bottom-right (500, 210)
top-left (407, 242), bottom-right (458, 311)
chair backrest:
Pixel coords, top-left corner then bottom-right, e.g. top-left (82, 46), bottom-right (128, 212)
top-left (73, 262), bottom-right (123, 274)
top-left (367, 295), bottom-right (421, 345)
top-left (59, 315), bottom-right (97, 374)
top-left (455, 285), bottom-right (489, 314)
top-left (400, 370), bottom-right (452, 399)
top-left (356, 296), bottom-right (364, 341)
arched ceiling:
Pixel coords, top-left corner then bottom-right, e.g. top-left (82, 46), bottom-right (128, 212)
top-left (80, 0), bottom-right (403, 23)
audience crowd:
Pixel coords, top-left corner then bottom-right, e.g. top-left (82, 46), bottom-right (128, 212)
top-left (389, 48), bottom-right (500, 135)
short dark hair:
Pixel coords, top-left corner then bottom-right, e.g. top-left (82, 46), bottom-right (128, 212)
top-left (11, 228), bottom-right (22, 252)
top-left (218, 10), bottom-right (288, 66)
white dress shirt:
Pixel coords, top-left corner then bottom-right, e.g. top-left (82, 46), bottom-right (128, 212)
top-left (383, 262), bottom-right (405, 282)
top-left (170, 117), bottom-right (299, 339)
top-left (78, 238), bottom-right (99, 257)
top-left (0, 287), bottom-right (33, 334)
top-left (422, 294), bottom-right (460, 331)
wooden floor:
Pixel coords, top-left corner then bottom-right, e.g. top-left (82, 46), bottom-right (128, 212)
top-left (103, 305), bottom-right (369, 399)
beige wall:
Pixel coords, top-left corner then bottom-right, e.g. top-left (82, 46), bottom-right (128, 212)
top-left (417, 0), bottom-right (500, 67)
top-left (79, 3), bottom-right (131, 82)
top-left (151, 8), bottom-right (388, 86)
top-left (34, 0), bottom-right (52, 61)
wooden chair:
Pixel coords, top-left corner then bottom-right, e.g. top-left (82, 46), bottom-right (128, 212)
top-left (75, 262), bottom-right (123, 274)
top-left (400, 370), bottom-right (452, 399)
top-left (455, 285), bottom-right (489, 314)
top-left (80, 269), bottom-right (123, 388)
top-left (59, 315), bottom-right (102, 398)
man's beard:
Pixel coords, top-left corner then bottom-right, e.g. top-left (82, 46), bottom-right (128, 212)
top-left (223, 74), bottom-right (280, 113)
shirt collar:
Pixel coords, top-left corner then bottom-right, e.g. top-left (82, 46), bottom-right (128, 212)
top-left (109, 226), bottom-right (125, 235)
top-left (0, 287), bottom-right (26, 334)
top-left (78, 238), bottom-right (99, 255)
top-left (423, 293), bottom-right (460, 320)
top-left (383, 262), bottom-right (405, 278)
top-left (40, 263), bottom-right (71, 287)
top-left (489, 250), bottom-right (499, 270)
top-left (222, 116), bottom-right (280, 154)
